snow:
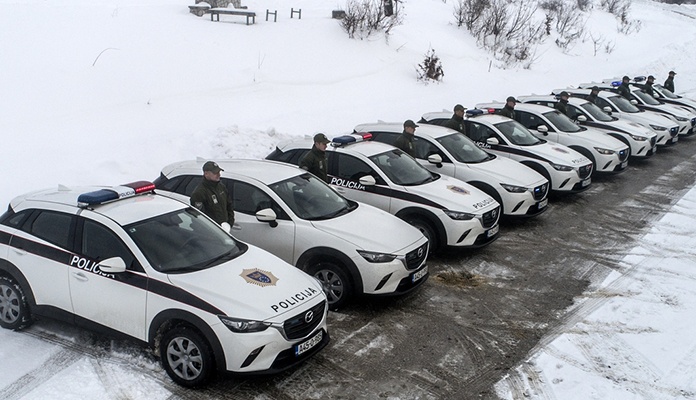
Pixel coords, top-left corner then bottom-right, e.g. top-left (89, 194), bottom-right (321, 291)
top-left (2, 0), bottom-right (696, 398)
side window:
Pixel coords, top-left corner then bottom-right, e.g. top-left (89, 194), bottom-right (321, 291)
top-left (467, 122), bottom-right (500, 143)
top-left (82, 219), bottom-right (140, 272)
top-left (0, 209), bottom-right (32, 229)
top-left (334, 153), bottom-right (386, 185)
top-left (184, 176), bottom-right (203, 197)
top-left (29, 210), bottom-right (75, 249)
top-left (412, 137), bottom-right (449, 161)
top-left (370, 131), bottom-right (400, 147)
top-left (516, 111), bottom-right (544, 130)
top-left (232, 181), bottom-right (289, 220)
top-left (273, 149), bottom-right (309, 166)
top-left (157, 175), bottom-right (188, 193)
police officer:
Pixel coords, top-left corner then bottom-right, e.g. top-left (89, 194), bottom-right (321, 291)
top-left (500, 96), bottom-right (517, 119)
top-left (587, 86), bottom-right (601, 105)
top-left (644, 75), bottom-right (656, 97)
top-left (191, 161), bottom-right (235, 227)
top-left (618, 75), bottom-right (631, 100)
top-left (664, 70), bottom-right (676, 93)
top-left (300, 133), bottom-right (330, 182)
top-left (394, 120), bottom-right (417, 157)
top-left (555, 91), bottom-right (570, 116)
top-left (444, 104), bottom-right (465, 132)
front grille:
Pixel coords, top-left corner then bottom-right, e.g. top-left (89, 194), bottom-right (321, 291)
top-left (404, 242), bottom-right (428, 270)
top-left (283, 301), bottom-right (326, 340)
top-left (481, 206), bottom-right (500, 228)
top-left (650, 137), bottom-right (656, 147)
top-left (618, 149), bottom-right (629, 162)
top-left (670, 126), bottom-right (679, 136)
top-left (533, 183), bottom-right (548, 201)
top-left (578, 164), bottom-right (593, 179)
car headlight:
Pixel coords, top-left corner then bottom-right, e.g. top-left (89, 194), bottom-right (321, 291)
top-left (594, 147), bottom-right (615, 155)
top-left (676, 116), bottom-right (688, 122)
top-left (219, 316), bottom-right (271, 333)
top-left (443, 209), bottom-right (476, 220)
top-left (649, 124), bottom-right (667, 131)
top-left (500, 183), bottom-right (528, 193)
top-left (629, 134), bottom-right (648, 141)
top-left (357, 250), bottom-right (397, 263)
top-left (550, 162), bottom-right (573, 172)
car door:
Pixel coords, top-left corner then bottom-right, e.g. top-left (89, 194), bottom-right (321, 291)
top-left (517, 111), bottom-right (561, 143)
top-left (328, 153), bottom-right (391, 211)
top-left (228, 179), bottom-right (296, 264)
top-left (4, 208), bottom-right (75, 313)
top-left (412, 136), bottom-right (457, 179)
top-left (69, 216), bottom-right (148, 340)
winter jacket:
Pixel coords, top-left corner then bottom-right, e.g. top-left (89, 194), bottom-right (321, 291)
top-left (499, 105), bottom-right (515, 119)
top-left (299, 145), bottom-right (329, 182)
top-left (190, 179), bottom-right (235, 225)
top-left (443, 114), bottom-right (465, 132)
top-left (663, 77), bottom-right (675, 93)
top-left (394, 131), bottom-right (416, 157)
top-left (555, 100), bottom-right (569, 117)
top-left (618, 82), bottom-right (632, 100)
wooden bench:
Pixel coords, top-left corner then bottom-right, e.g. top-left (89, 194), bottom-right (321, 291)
top-left (209, 8), bottom-right (256, 25)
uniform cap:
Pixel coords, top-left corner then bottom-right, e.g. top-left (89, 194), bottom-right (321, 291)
top-left (454, 104), bottom-right (465, 112)
top-left (560, 91), bottom-right (570, 97)
top-left (669, 70), bottom-right (676, 75)
top-left (313, 133), bottom-right (330, 144)
top-left (647, 75), bottom-right (655, 80)
top-left (622, 75), bottom-right (630, 81)
top-left (591, 86), bottom-right (600, 92)
top-left (404, 119), bottom-right (419, 128)
top-left (202, 161), bottom-right (223, 173)
top-left (506, 96), bottom-right (518, 103)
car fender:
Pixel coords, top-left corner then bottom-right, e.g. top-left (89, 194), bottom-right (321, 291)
top-left (296, 247), bottom-right (362, 295)
top-left (0, 258), bottom-right (38, 309)
top-left (394, 207), bottom-right (446, 246)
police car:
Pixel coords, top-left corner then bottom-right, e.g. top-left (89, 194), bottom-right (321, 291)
top-left (420, 110), bottom-right (593, 194)
top-left (580, 81), bottom-right (696, 136)
top-left (266, 135), bottom-right (501, 252)
top-left (154, 159), bottom-right (429, 310)
top-left (517, 95), bottom-right (658, 158)
top-left (557, 88), bottom-right (679, 145)
top-left (477, 102), bottom-right (630, 175)
top-left (645, 82), bottom-right (696, 113)
top-left (0, 181), bottom-right (328, 387)
top-left (353, 121), bottom-right (550, 218)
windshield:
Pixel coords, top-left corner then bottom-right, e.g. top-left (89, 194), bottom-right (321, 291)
top-left (543, 110), bottom-right (582, 132)
top-left (633, 89), bottom-right (661, 105)
top-left (437, 132), bottom-right (491, 163)
top-left (609, 95), bottom-right (640, 113)
top-left (125, 208), bottom-right (245, 273)
top-left (269, 173), bottom-right (354, 220)
top-left (579, 102), bottom-right (613, 122)
top-left (655, 84), bottom-right (678, 99)
top-left (369, 149), bottom-right (435, 186)
top-left (494, 120), bottom-right (542, 146)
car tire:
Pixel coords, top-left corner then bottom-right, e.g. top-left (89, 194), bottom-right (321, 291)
top-left (0, 276), bottom-right (33, 331)
top-left (405, 217), bottom-right (438, 252)
top-left (308, 262), bottom-right (352, 311)
top-left (160, 326), bottom-right (215, 388)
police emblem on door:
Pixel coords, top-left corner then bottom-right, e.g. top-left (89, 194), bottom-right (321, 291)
top-left (241, 268), bottom-right (279, 287)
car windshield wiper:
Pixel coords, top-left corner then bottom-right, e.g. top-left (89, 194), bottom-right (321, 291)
top-left (319, 205), bottom-right (353, 219)
top-left (166, 249), bottom-right (238, 273)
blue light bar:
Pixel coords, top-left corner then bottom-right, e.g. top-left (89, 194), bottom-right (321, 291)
top-left (611, 81), bottom-right (621, 87)
top-left (77, 181), bottom-right (155, 207)
top-left (466, 109), bottom-right (486, 116)
top-left (633, 75), bottom-right (646, 82)
top-left (332, 135), bottom-right (357, 144)
top-left (78, 189), bottom-right (119, 205)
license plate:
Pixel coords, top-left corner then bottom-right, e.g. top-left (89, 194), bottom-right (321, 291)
top-left (651, 146), bottom-right (657, 154)
top-left (538, 198), bottom-right (548, 209)
top-left (581, 178), bottom-right (591, 187)
top-left (487, 224), bottom-right (499, 238)
top-left (411, 265), bottom-right (428, 283)
top-left (672, 137), bottom-right (678, 143)
top-left (295, 329), bottom-right (323, 357)
top-left (620, 160), bottom-right (628, 169)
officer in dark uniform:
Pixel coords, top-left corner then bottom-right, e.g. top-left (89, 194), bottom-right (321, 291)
top-left (190, 161), bottom-right (235, 227)
top-left (500, 96), bottom-right (517, 119)
top-left (394, 120), bottom-right (417, 157)
top-left (299, 133), bottom-right (330, 182)
top-left (555, 91), bottom-right (570, 116)
top-left (664, 70), bottom-right (676, 93)
top-left (444, 104), bottom-right (466, 132)
top-left (587, 86), bottom-right (600, 105)
top-left (644, 75), bottom-right (656, 97)
top-left (618, 75), bottom-right (632, 100)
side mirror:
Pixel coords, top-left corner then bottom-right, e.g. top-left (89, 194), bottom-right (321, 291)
top-left (486, 137), bottom-right (499, 145)
top-left (359, 175), bottom-right (377, 186)
top-left (427, 154), bottom-right (443, 167)
top-left (576, 115), bottom-right (587, 122)
top-left (630, 99), bottom-right (638, 105)
top-left (256, 208), bottom-right (278, 228)
top-left (220, 222), bottom-right (231, 233)
top-left (99, 257), bottom-right (126, 274)
top-left (537, 125), bottom-right (549, 135)
top-left (653, 93), bottom-right (660, 99)
top-left (603, 106), bottom-right (612, 114)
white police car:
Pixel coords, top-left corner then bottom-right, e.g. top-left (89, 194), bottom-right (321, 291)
top-left (0, 181), bottom-right (328, 387)
top-left (154, 159), bottom-right (429, 310)
top-left (478, 102), bottom-right (630, 175)
top-left (266, 134), bottom-right (501, 252)
top-left (354, 121), bottom-right (550, 218)
top-left (420, 110), bottom-right (593, 194)
top-left (557, 88), bottom-right (679, 145)
top-left (518, 95), bottom-right (658, 158)
top-left (647, 82), bottom-right (696, 113)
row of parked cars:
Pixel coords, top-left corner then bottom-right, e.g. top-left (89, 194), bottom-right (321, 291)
top-left (1, 76), bottom-right (694, 387)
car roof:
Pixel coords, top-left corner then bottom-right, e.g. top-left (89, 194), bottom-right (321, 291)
top-left (11, 184), bottom-right (186, 226)
top-left (480, 102), bottom-right (556, 114)
top-left (160, 159), bottom-right (306, 185)
top-left (518, 95), bottom-right (590, 106)
top-left (328, 139), bottom-right (398, 157)
top-left (356, 121), bottom-right (460, 140)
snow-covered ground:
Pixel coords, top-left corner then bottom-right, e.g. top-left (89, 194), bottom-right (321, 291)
top-left (1, 0), bottom-right (696, 398)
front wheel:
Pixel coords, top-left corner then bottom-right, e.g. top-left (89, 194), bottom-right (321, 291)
top-left (0, 276), bottom-right (33, 331)
top-left (160, 326), bottom-right (215, 388)
top-left (308, 262), bottom-right (352, 311)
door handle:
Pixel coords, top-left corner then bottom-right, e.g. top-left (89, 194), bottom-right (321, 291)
top-left (12, 248), bottom-right (27, 256)
top-left (231, 223), bottom-right (242, 231)
top-left (334, 187), bottom-right (345, 193)
top-left (72, 271), bottom-right (89, 282)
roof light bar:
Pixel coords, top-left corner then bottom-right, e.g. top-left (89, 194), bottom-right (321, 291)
top-left (333, 132), bottom-right (372, 145)
top-left (633, 75), bottom-right (646, 82)
top-left (77, 181), bottom-right (156, 207)
top-left (611, 81), bottom-right (621, 87)
top-left (466, 109), bottom-right (487, 116)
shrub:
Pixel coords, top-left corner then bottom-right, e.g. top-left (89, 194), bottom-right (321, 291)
top-left (340, 0), bottom-right (403, 39)
top-left (417, 48), bottom-right (445, 83)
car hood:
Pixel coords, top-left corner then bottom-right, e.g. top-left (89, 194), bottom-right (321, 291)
top-left (528, 142), bottom-right (591, 167)
top-left (471, 157), bottom-right (547, 187)
top-left (167, 246), bottom-right (325, 321)
top-left (615, 111), bottom-right (678, 129)
top-left (566, 126), bottom-right (627, 150)
top-left (402, 174), bottom-right (499, 213)
top-left (311, 203), bottom-right (426, 254)
top-left (599, 119), bottom-right (655, 138)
